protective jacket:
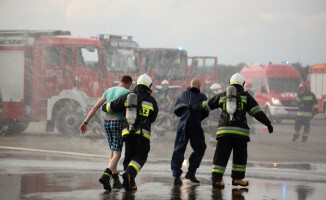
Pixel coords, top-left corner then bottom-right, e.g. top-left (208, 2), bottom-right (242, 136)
top-left (195, 84), bottom-right (271, 141)
top-left (102, 85), bottom-right (158, 140)
top-left (296, 91), bottom-right (318, 118)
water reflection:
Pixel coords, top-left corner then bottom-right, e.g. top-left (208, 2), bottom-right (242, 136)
top-left (170, 185), bottom-right (198, 200)
top-left (295, 185), bottom-right (314, 200)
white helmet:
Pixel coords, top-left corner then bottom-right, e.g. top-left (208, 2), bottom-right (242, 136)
top-left (229, 73), bottom-right (245, 86)
top-left (210, 83), bottom-right (221, 90)
top-left (137, 73), bottom-right (152, 89)
top-left (162, 80), bottom-right (169, 85)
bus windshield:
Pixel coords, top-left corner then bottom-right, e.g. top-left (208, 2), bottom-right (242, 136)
top-left (143, 49), bottom-right (187, 80)
top-left (268, 78), bottom-right (301, 92)
top-left (103, 49), bottom-right (140, 73)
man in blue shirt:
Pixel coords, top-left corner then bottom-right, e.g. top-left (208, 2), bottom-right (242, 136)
top-left (80, 75), bottom-right (132, 192)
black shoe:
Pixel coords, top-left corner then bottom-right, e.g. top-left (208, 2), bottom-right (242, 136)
top-left (212, 181), bottom-right (225, 189)
top-left (122, 172), bottom-right (137, 191)
top-left (292, 134), bottom-right (299, 141)
top-left (112, 174), bottom-right (122, 189)
top-left (185, 172), bottom-right (200, 184)
top-left (99, 169), bottom-right (112, 191)
top-left (174, 176), bottom-right (182, 186)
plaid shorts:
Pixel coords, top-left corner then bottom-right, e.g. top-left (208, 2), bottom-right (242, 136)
top-left (104, 120), bottom-right (123, 152)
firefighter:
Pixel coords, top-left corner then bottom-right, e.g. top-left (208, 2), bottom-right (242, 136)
top-left (171, 78), bottom-right (209, 185)
top-left (190, 73), bottom-right (273, 188)
top-left (79, 75), bottom-right (133, 191)
top-left (102, 73), bottom-right (158, 191)
top-left (293, 82), bottom-right (318, 142)
top-left (206, 83), bottom-right (223, 147)
top-left (244, 82), bottom-right (256, 135)
top-left (153, 80), bottom-right (174, 136)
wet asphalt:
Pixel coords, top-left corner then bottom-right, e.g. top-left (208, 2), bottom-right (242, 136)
top-left (0, 149), bottom-right (326, 200)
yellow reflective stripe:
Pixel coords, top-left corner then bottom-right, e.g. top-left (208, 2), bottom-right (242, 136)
top-left (232, 167), bottom-right (246, 172)
top-left (104, 172), bottom-right (111, 177)
top-left (216, 130), bottom-right (250, 137)
top-left (106, 103), bottom-right (110, 112)
top-left (212, 168), bottom-right (225, 174)
top-left (122, 129), bottom-right (129, 136)
top-left (142, 104), bottom-right (154, 111)
top-left (129, 163), bottom-right (140, 174)
top-left (202, 101), bottom-right (208, 111)
top-left (135, 130), bottom-right (151, 140)
top-left (124, 102), bottom-right (127, 106)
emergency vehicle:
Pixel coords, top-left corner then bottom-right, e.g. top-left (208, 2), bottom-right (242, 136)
top-left (0, 30), bottom-right (108, 134)
top-left (308, 63), bottom-right (326, 118)
top-left (240, 63), bottom-right (302, 122)
top-left (188, 56), bottom-right (218, 90)
top-left (141, 47), bottom-right (188, 93)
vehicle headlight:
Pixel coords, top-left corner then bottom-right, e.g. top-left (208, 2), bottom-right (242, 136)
top-left (272, 98), bottom-right (282, 106)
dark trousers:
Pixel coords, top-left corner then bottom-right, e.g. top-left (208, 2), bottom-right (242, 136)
top-left (294, 116), bottom-right (311, 135)
top-left (171, 125), bottom-right (207, 177)
top-left (213, 137), bottom-right (247, 181)
top-left (123, 134), bottom-right (150, 178)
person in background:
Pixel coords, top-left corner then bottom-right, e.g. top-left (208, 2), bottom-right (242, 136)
top-left (292, 82), bottom-right (318, 142)
top-left (102, 73), bottom-right (158, 191)
top-left (190, 73), bottom-right (273, 189)
top-left (79, 75), bottom-right (132, 192)
top-left (171, 78), bottom-right (209, 185)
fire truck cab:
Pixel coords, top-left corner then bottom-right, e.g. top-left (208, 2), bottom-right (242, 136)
top-left (0, 30), bottom-right (105, 134)
top-left (240, 63), bottom-right (302, 122)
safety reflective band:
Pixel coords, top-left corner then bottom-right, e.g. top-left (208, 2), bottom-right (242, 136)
top-left (303, 96), bottom-right (313, 100)
top-left (314, 105), bottom-right (318, 108)
top-left (249, 106), bottom-right (262, 116)
top-left (219, 98), bottom-right (226, 110)
top-left (231, 81), bottom-right (243, 85)
top-left (122, 128), bottom-right (151, 140)
top-left (104, 172), bottom-right (111, 177)
top-left (216, 127), bottom-right (250, 137)
top-left (129, 160), bottom-right (141, 174)
top-left (106, 103), bottom-right (112, 113)
top-left (202, 101), bottom-right (208, 111)
top-left (137, 81), bottom-right (149, 87)
top-left (212, 165), bottom-right (226, 174)
top-left (240, 98), bottom-right (247, 110)
top-left (297, 112), bottom-right (313, 117)
top-left (232, 167), bottom-right (246, 172)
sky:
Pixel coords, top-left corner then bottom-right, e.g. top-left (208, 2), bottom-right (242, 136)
top-left (1, 0), bottom-right (325, 65)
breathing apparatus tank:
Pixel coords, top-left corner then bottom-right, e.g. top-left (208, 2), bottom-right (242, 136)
top-left (126, 93), bottom-right (138, 127)
top-left (226, 85), bottom-right (237, 121)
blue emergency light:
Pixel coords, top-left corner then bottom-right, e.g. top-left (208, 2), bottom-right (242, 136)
top-left (99, 34), bottom-right (105, 40)
top-left (177, 46), bottom-right (183, 51)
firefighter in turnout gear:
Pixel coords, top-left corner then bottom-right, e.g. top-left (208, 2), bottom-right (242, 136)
top-left (102, 73), bottom-right (158, 191)
top-left (293, 82), bottom-right (318, 142)
top-left (190, 73), bottom-right (273, 188)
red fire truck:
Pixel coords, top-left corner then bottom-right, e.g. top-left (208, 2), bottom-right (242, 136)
top-left (240, 63), bottom-right (302, 122)
top-left (141, 47), bottom-right (188, 93)
top-left (188, 56), bottom-right (218, 91)
top-left (0, 30), bottom-right (107, 134)
top-left (309, 63), bottom-right (326, 118)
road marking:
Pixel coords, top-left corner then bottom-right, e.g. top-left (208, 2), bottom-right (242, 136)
top-left (0, 146), bottom-right (107, 158)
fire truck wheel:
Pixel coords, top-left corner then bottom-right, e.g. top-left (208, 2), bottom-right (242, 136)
top-left (56, 106), bottom-right (83, 135)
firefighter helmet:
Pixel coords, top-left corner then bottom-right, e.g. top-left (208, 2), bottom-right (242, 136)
top-left (230, 73), bottom-right (245, 86)
top-left (137, 73), bottom-right (152, 89)
top-left (210, 83), bottom-right (222, 90)
top-left (162, 80), bottom-right (169, 85)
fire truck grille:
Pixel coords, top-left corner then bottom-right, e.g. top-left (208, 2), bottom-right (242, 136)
top-left (283, 100), bottom-right (297, 107)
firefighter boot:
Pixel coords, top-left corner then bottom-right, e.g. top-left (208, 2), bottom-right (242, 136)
top-left (292, 134), bottom-right (299, 141)
top-left (122, 172), bottom-right (137, 191)
top-left (185, 171), bottom-right (200, 184)
top-left (112, 174), bottom-right (122, 189)
top-left (174, 176), bottom-right (182, 186)
top-left (232, 179), bottom-right (249, 187)
top-left (212, 173), bottom-right (224, 189)
top-left (302, 136), bottom-right (308, 142)
top-left (232, 188), bottom-right (249, 198)
top-left (99, 168), bottom-right (112, 191)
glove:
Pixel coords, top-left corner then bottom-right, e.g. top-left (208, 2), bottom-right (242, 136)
top-left (267, 124), bottom-right (273, 134)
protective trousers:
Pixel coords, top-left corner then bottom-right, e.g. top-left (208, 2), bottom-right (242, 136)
top-left (212, 137), bottom-right (247, 182)
top-left (171, 123), bottom-right (207, 177)
top-left (123, 134), bottom-right (150, 179)
top-left (294, 116), bottom-right (311, 136)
